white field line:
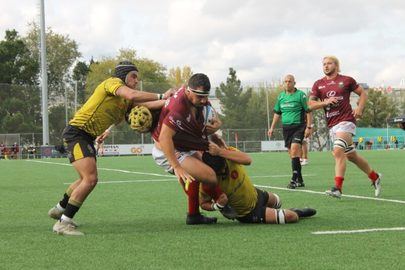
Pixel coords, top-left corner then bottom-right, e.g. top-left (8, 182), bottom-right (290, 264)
top-left (66, 178), bottom-right (177, 185)
top-left (255, 184), bottom-right (405, 205)
top-left (312, 227), bottom-right (405, 235)
top-left (26, 159), bottom-right (172, 178)
top-left (27, 160), bottom-right (405, 205)
top-left (251, 174), bottom-right (316, 178)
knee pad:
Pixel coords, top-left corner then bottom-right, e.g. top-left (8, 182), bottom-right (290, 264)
top-left (334, 138), bottom-right (356, 154)
top-left (274, 209), bottom-right (286, 224)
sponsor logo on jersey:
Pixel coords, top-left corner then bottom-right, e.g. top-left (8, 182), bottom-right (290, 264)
top-left (231, 170), bottom-right (239, 179)
top-left (326, 91), bottom-right (336, 97)
top-left (186, 114), bottom-right (191, 122)
top-left (318, 85), bottom-right (326, 89)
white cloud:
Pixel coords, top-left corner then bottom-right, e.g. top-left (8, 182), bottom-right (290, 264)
top-left (1, 0), bottom-right (405, 87)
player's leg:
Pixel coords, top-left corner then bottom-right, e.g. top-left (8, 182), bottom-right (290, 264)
top-left (288, 126), bottom-right (305, 188)
top-left (266, 191), bottom-right (282, 209)
top-left (264, 208), bottom-right (299, 224)
top-left (346, 150), bottom-right (381, 196)
top-left (301, 140), bottom-right (309, 165)
top-left (176, 154), bottom-right (218, 224)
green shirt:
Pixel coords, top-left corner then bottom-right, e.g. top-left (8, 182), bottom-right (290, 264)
top-left (273, 89), bottom-right (309, 125)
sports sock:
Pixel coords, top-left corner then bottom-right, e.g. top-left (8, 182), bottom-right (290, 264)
top-left (291, 157), bottom-right (301, 182)
top-left (368, 170), bottom-right (379, 182)
top-left (186, 180), bottom-right (200, 215)
top-left (334, 176), bottom-right (344, 191)
top-left (63, 199), bottom-right (82, 219)
top-left (58, 193), bottom-right (70, 209)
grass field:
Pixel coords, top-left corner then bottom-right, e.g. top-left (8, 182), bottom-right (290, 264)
top-left (1, 150), bottom-right (405, 270)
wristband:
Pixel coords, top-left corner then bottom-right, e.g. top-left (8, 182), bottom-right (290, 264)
top-left (157, 93), bottom-right (164, 100)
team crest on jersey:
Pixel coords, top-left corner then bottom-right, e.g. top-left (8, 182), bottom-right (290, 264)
top-left (231, 170), bottom-right (238, 179)
top-left (326, 91), bottom-right (336, 97)
top-left (338, 82), bottom-right (344, 88)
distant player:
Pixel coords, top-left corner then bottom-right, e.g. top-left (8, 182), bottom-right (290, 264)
top-left (200, 134), bottom-right (316, 224)
top-left (268, 75), bottom-right (312, 188)
top-left (48, 61), bottom-right (172, 235)
top-left (309, 56), bottom-right (382, 198)
top-left (300, 139), bottom-right (309, 165)
top-left (151, 73), bottom-right (221, 225)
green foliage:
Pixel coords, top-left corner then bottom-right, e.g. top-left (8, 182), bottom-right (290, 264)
top-left (0, 30), bottom-right (38, 84)
top-left (72, 61), bottom-right (90, 105)
top-left (168, 66), bottom-right (193, 88)
top-left (24, 23), bottom-right (81, 100)
top-left (215, 68), bottom-right (252, 128)
top-left (357, 89), bottom-right (399, 127)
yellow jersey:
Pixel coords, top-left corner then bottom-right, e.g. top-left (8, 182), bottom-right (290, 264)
top-left (69, 77), bottom-right (130, 137)
top-left (200, 147), bottom-right (257, 216)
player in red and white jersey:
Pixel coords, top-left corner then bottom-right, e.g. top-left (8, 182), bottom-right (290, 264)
top-left (309, 56), bottom-right (381, 198)
top-left (152, 73), bottom-right (222, 224)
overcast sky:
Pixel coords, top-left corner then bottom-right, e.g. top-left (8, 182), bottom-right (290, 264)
top-left (1, 0), bottom-right (405, 88)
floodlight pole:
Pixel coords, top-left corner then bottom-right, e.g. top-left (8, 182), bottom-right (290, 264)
top-left (40, 0), bottom-right (49, 145)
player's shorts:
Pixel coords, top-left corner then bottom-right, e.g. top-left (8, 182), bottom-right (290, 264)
top-left (62, 125), bottom-right (96, 163)
top-left (329, 121), bottom-right (356, 142)
top-left (282, 124), bottom-right (306, 148)
top-left (152, 145), bottom-right (196, 174)
top-left (236, 188), bottom-right (269, 224)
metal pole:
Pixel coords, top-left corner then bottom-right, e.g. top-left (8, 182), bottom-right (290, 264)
top-left (40, 0), bottom-right (49, 145)
top-left (265, 84), bottom-right (270, 140)
top-left (74, 81), bottom-right (78, 112)
top-left (65, 86), bottom-right (68, 125)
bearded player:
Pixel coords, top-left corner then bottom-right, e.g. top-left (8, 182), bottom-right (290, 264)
top-left (151, 73), bottom-right (222, 225)
top-left (309, 56), bottom-right (381, 198)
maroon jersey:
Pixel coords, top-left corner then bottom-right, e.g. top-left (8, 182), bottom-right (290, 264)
top-left (152, 86), bottom-right (209, 151)
top-left (310, 74), bottom-right (358, 128)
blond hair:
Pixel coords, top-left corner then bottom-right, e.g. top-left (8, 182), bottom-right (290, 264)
top-left (323, 56), bottom-right (341, 73)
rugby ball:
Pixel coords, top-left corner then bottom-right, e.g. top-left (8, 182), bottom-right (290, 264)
top-left (203, 105), bottom-right (216, 125)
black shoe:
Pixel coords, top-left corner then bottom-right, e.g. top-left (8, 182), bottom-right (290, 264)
top-left (290, 207), bottom-right (317, 218)
top-left (219, 204), bottom-right (238, 220)
top-left (296, 182), bottom-right (305, 188)
top-left (287, 181), bottom-right (297, 189)
top-left (186, 213), bottom-right (218, 225)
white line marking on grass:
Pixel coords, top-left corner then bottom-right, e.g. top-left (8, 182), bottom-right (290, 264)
top-left (251, 174), bottom-right (316, 178)
top-left (63, 178), bottom-right (177, 185)
top-left (26, 160), bottom-right (173, 178)
top-left (255, 184), bottom-right (405, 205)
top-left (312, 227), bottom-right (405, 235)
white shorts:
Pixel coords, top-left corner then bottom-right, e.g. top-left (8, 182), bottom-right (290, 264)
top-left (152, 145), bottom-right (196, 174)
top-left (329, 121), bottom-right (356, 142)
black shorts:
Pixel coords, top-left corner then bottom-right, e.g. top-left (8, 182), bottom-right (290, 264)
top-left (236, 188), bottom-right (269, 224)
top-left (282, 124), bottom-right (306, 148)
top-left (62, 125), bottom-right (96, 163)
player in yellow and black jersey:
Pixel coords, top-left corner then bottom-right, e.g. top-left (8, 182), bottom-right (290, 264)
top-left (48, 61), bottom-right (173, 236)
top-left (200, 134), bottom-right (316, 224)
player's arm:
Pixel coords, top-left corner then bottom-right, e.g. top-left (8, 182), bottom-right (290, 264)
top-left (208, 142), bottom-right (252, 165)
top-left (268, 113), bottom-right (281, 138)
top-left (304, 112), bottom-right (313, 138)
top-left (352, 85), bottom-right (367, 119)
top-left (159, 124), bottom-right (195, 182)
top-left (116, 87), bottom-right (175, 103)
top-left (308, 96), bottom-right (338, 111)
top-left (206, 115), bottom-right (222, 135)
top-left (133, 100), bottom-right (166, 110)
top-left (199, 191), bottom-right (215, 211)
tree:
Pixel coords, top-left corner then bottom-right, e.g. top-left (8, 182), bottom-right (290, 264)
top-left (168, 66), bottom-right (193, 88)
top-left (72, 61), bottom-right (90, 106)
top-left (357, 89), bottom-right (399, 128)
top-left (0, 30), bottom-right (38, 85)
top-left (215, 68), bottom-right (252, 129)
top-left (85, 48), bottom-right (170, 99)
top-left (24, 23), bottom-right (81, 100)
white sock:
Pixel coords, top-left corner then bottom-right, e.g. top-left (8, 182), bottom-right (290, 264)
top-left (56, 203), bottom-right (65, 211)
top-left (213, 202), bottom-right (225, 210)
top-left (61, 215), bottom-right (72, 223)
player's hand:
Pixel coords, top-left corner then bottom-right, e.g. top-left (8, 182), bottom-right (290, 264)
top-left (352, 107), bottom-right (363, 119)
top-left (163, 88), bottom-right (176, 99)
top-left (206, 117), bottom-right (222, 134)
top-left (173, 165), bottom-right (195, 185)
top-left (208, 142), bottom-right (222, 156)
top-left (96, 129), bottom-right (111, 144)
top-left (304, 128), bottom-right (312, 138)
top-left (267, 128), bottom-right (274, 138)
top-left (324, 97), bottom-right (339, 106)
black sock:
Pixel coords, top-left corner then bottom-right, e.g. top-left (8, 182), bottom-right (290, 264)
top-left (59, 193), bottom-right (70, 209)
top-left (291, 157), bottom-right (301, 182)
top-left (64, 202), bottom-right (81, 219)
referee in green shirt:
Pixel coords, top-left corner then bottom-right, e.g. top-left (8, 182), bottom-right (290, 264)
top-left (268, 75), bottom-right (312, 189)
